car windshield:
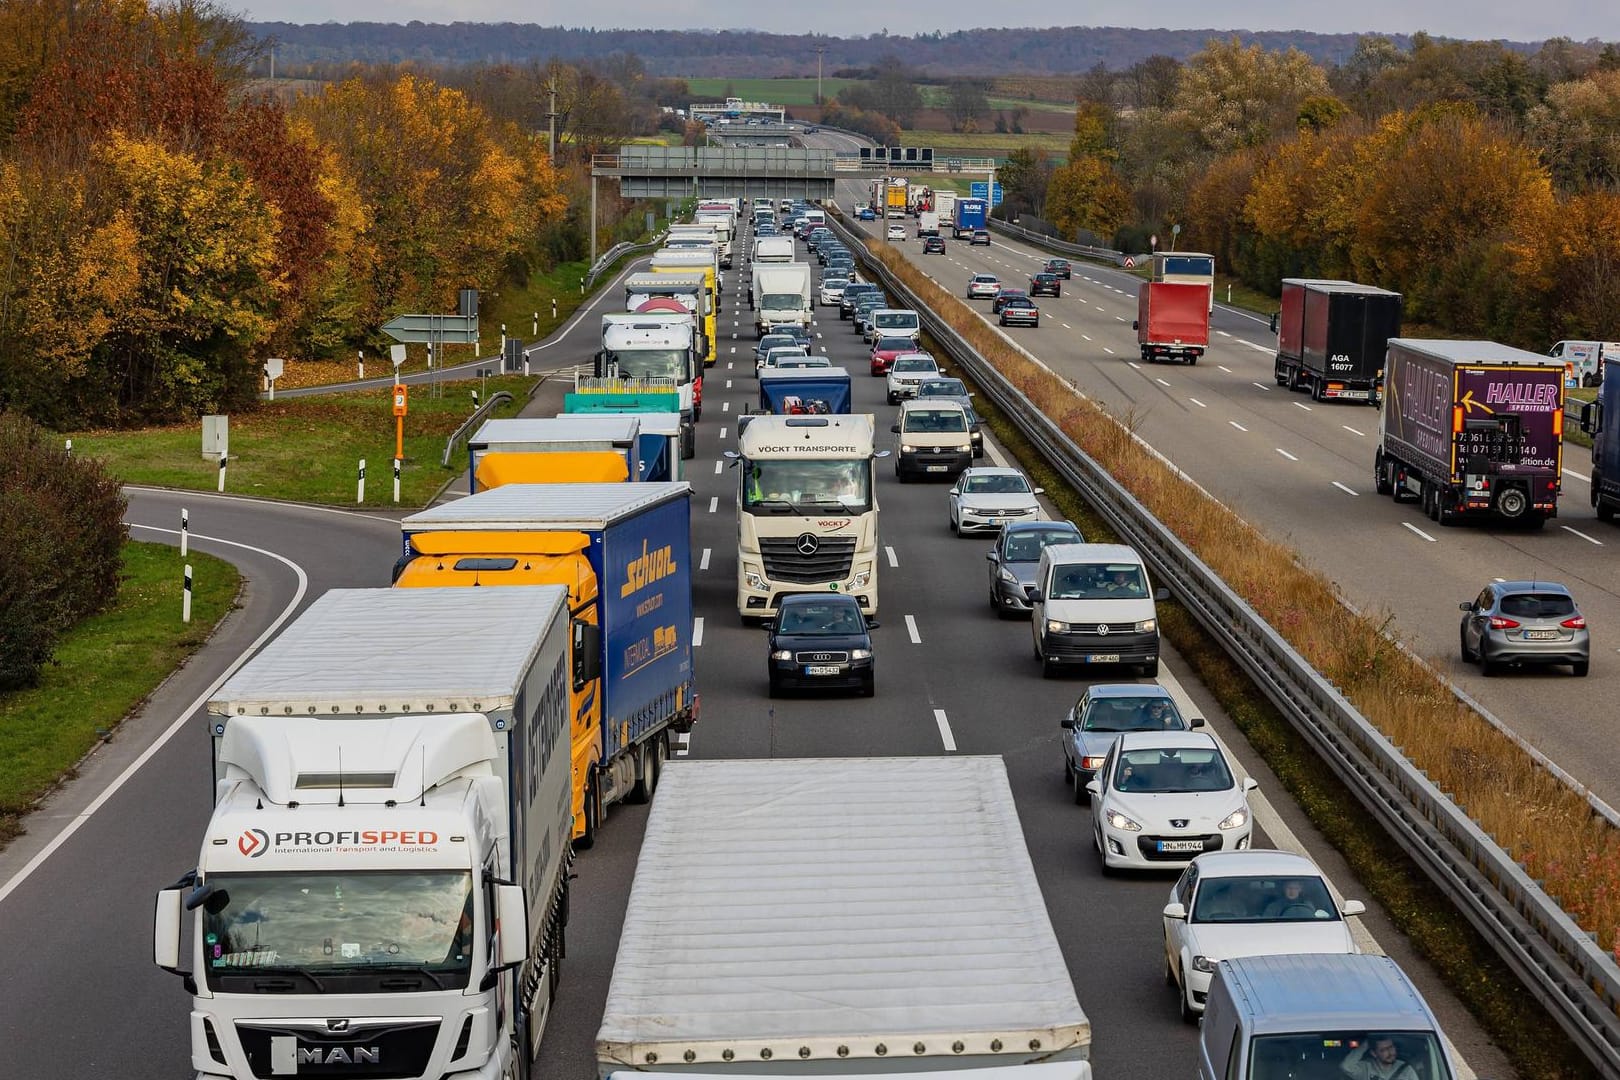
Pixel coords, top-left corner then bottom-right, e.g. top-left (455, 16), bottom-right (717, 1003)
top-left (974, 276), bottom-right (997, 284)
top-left (963, 473), bottom-right (1030, 494)
top-left (823, 277), bottom-right (848, 288)
top-left (611, 348), bottom-right (688, 381)
top-left (893, 357), bottom-right (936, 372)
top-left (743, 459), bottom-right (872, 511)
top-left (201, 871), bottom-right (474, 986)
top-left (1113, 747), bottom-right (1233, 793)
top-left (1248, 1032), bottom-right (1451, 1080)
top-left (1192, 874), bottom-right (1339, 923)
top-left (776, 602), bottom-right (864, 635)
top-left (1499, 592), bottom-right (1576, 618)
top-left (919, 379), bottom-right (968, 396)
top-left (903, 409), bottom-right (967, 433)
top-left (758, 336), bottom-right (795, 354)
top-left (1048, 563), bottom-right (1147, 600)
top-left (1001, 528), bottom-right (1079, 562)
top-left (875, 313), bottom-right (917, 330)
top-left (1082, 695), bottom-right (1184, 732)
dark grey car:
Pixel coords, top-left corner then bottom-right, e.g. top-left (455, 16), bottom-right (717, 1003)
top-left (1060, 684), bottom-right (1204, 803)
top-left (1459, 580), bottom-right (1590, 676)
top-left (985, 520), bottom-right (1084, 617)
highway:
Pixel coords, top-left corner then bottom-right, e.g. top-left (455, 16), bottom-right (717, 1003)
top-left (0, 218), bottom-right (1508, 1079)
top-left (805, 131), bottom-right (1620, 812)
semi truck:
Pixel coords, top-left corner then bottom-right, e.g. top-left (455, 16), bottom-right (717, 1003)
top-left (730, 413), bottom-right (884, 618)
top-left (693, 206), bottom-right (737, 267)
top-left (752, 262), bottom-right (813, 336)
top-left (952, 197), bottom-right (987, 238)
top-left (595, 756), bottom-right (1092, 1080)
top-left (1578, 357), bottom-right (1620, 522)
top-left (596, 312), bottom-right (702, 457)
top-left (1375, 339), bottom-right (1565, 527)
top-left (156, 586), bottom-right (575, 1080)
top-left (757, 367), bottom-right (853, 415)
top-left (562, 391), bottom-right (686, 482)
top-left (1271, 278), bottom-right (1403, 403)
top-left (651, 248), bottom-right (720, 300)
top-left (1133, 281), bottom-right (1210, 364)
top-left (396, 482), bottom-right (698, 847)
top-left (468, 415), bottom-right (642, 491)
top-left (625, 272), bottom-right (715, 366)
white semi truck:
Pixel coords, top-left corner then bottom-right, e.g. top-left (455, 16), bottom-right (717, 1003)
top-left (155, 587), bottom-right (578, 1080)
top-left (595, 756), bottom-right (1092, 1080)
top-left (750, 262), bottom-right (813, 336)
top-left (729, 413), bottom-right (884, 618)
top-left (597, 312), bottom-right (703, 458)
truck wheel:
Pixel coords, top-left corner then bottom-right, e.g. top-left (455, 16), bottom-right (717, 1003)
top-left (627, 743), bottom-right (653, 805)
top-left (1374, 453), bottom-right (1393, 495)
top-left (1495, 487), bottom-right (1529, 520)
top-left (1436, 491), bottom-right (1461, 527)
top-left (575, 775), bottom-right (603, 850)
top-left (1310, 378), bottom-right (1324, 402)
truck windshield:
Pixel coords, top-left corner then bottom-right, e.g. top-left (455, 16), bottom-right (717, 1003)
top-left (761, 293), bottom-right (803, 312)
top-left (611, 349), bottom-right (689, 381)
top-left (1248, 1031), bottom-right (1450, 1080)
top-left (201, 870), bottom-right (474, 990)
top-left (744, 459), bottom-right (872, 512)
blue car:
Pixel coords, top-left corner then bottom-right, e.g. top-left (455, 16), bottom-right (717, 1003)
top-left (857, 207), bottom-right (876, 221)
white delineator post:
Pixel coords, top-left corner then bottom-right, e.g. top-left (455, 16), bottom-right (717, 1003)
top-left (180, 508), bottom-right (189, 558)
top-left (357, 458), bottom-right (366, 504)
top-left (182, 564), bottom-right (193, 624)
top-left (393, 458), bottom-right (401, 504)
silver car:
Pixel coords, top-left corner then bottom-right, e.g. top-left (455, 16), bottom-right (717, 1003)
top-left (967, 273), bottom-right (1001, 299)
top-left (1459, 580), bottom-right (1589, 676)
top-left (886, 353), bottom-right (941, 404)
top-left (948, 467), bottom-right (1044, 535)
top-left (985, 521), bottom-right (1083, 616)
top-left (1060, 684), bottom-right (1203, 803)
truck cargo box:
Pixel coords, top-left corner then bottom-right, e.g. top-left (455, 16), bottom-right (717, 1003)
top-left (1135, 282), bottom-right (1210, 363)
top-left (1274, 279), bottom-right (1402, 401)
top-left (757, 367), bottom-right (853, 414)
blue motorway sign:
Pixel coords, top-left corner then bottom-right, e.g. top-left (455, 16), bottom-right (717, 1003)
top-left (969, 181), bottom-right (1004, 208)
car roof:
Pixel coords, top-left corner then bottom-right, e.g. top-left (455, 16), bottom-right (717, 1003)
top-left (1004, 520), bottom-right (1079, 537)
top-left (901, 398), bottom-right (966, 413)
top-left (961, 466), bottom-right (1024, 479)
top-left (1494, 580), bottom-right (1574, 595)
top-left (1116, 730), bottom-right (1220, 752)
top-left (1043, 542), bottom-right (1141, 564)
top-left (1086, 683), bottom-right (1174, 701)
top-left (1186, 849), bottom-right (1323, 878)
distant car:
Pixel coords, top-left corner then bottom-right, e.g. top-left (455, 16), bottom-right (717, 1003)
top-left (916, 377), bottom-right (983, 457)
top-left (753, 333), bottom-right (799, 365)
top-left (967, 274), bottom-right (1002, 299)
top-left (857, 207), bottom-right (876, 221)
top-left (772, 356), bottom-right (832, 370)
top-left (759, 346), bottom-right (811, 371)
top-left (1045, 258), bottom-right (1072, 279)
top-left (1088, 731), bottom-right (1258, 873)
top-left (1459, 580), bottom-right (1590, 676)
top-left (985, 520), bottom-right (1084, 616)
top-left (1060, 684), bottom-right (1202, 801)
top-left (872, 337), bottom-right (923, 378)
top-left (841, 283), bottom-right (881, 320)
top-left (991, 288), bottom-right (1028, 314)
top-left (766, 593), bottom-right (876, 697)
top-left (999, 297), bottom-right (1040, 327)
top-left (1029, 273), bottom-right (1062, 297)
top-left (970, 229), bottom-right (991, 246)
top-left (1163, 850), bottom-right (1365, 1021)
top-left (819, 276), bottom-right (850, 307)
top-left (886, 352), bottom-right (942, 402)
top-left (923, 236), bottom-right (947, 254)
top-left (947, 466), bottom-right (1044, 535)
top-left (886, 224), bottom-right (907, 241)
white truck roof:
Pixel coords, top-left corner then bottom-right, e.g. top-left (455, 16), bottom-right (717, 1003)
top-left (404, 482), bottom-right (691, 532)
top-left (736, 414), bottom-right (875, 457)
top-left (470, 416), bottom-right (640, 449)
top-left (627, 272), bottom-right (704, 291)
top-left (596, 757), bottom-right (1089, 1070)
top-left (208, 586), bottom-right (567, 717)
top-left (1387, 338), bottom-right (1559, 367)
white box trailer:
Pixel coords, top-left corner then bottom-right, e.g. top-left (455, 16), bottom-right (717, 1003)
top-left (595, 756), bottom-right (1091, 1079)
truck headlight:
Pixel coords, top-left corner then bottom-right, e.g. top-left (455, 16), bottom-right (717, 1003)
top-left (1046, 619), bottom-right (1066, 633)
top-left (770, 650), bottom-right (794, 661)
top-left (1218, 808), bottom-right (1249, 830)
top-left (1105, 809), bottom-right (1142, 832)
top-left (1135, 619), bottom-right (1157, 633)
top-left (850, 648), bottom-right (872, 660)
top-left (1191, 955), bottom-right (1218, 973)
top-left (849, 570), bottom-right (871, 590)
top-left (745, 570), bottom-right (768, 591)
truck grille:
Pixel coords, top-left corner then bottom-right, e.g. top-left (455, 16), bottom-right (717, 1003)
top-left (237, 1019), bottom-right (440, 1079)
top-left (760, 536), bottom-right (856, 583)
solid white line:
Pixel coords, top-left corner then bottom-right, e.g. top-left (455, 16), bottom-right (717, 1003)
top-left (933, 709), bottom-right (957, 752)
top-left (0, 525), bottom-right (310, 909)
top-left (1218, 365), bottom-right (1233, 373)
top-left (1155, 377), bottom-right (1171, 388)
top-left (708, 496), bottom-right (719, 513)
top-left (905, 614), bottom-right (922, 644)
top-left (885, 545), bottom-right (899, 568)
top-left (714, 460), bottom-right (723, 474)
top-left (1229, 421), bottom-right (1248, 432)
top-left (1332, 481), bottom-right (1359, 496)
top-left (1562, 525), bottom-right (1605, 546)
top-left (700, 547), bottom-right (712, 570)
top-left (1342, 424), bottom-right (1366, 437)
top-left (1564, 468), bottom-right (1589, 483)
top-left (1293, 401), bottom-right (1312, 412)
top-left (692, 616), bottom-right (705, 647)
top-left (1275, 448), bottom-right (1299, 461)
top-left (1402, 522), bottom-right (1438, 543)
top-left (1189, 397), bottom-right (1207, 408)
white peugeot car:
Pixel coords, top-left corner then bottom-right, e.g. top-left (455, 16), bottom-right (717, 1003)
top-left (948, 467), bottom-right (1045, 535)
top-left (818, 275), bottom-right (850, 307)
top-left (885, 352), bottom-right (942, 404)
top-left (886, 224), bottom-right (907, 241)
top-left (1161, 849), bottom-right (1365, 1021)
top-left (1087, 731), bottom-right (1256, 873)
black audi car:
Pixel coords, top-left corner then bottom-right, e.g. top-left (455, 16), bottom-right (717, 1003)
top-left (765, 593), bottom-right (878, 697)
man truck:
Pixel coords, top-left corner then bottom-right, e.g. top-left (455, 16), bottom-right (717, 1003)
top-left (1375, 339), bottom-right (1565, 527)
top-left (156, 586), bottom-right (575, 1080)
top-left (395, 482), bottom-right (697, 848)
top-left (729, 414), bottom-right (884, 618)
top-left (595, 756), bottom-right (1092, 1080)
top-left (1133, 281), bottom-right (1210, 364)
top-left (1270, 278), bottom-right (1403, 403)
top-left (468, 416), bottom-right (642, 491)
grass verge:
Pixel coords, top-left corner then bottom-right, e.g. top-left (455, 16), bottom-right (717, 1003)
top-left (0, 541), bottom-right (239, 846)
top-left (69, 374), bottom-right (537, 507)
top-left (897, 129), bottom-right (1070, 156)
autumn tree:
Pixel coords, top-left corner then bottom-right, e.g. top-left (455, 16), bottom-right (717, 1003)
top-left (1173, 37), bottom-right (1331, 155)
top-left (998, 147), bottom-right (1054, 220)
top-left (1124, 55), bottom-right (1181, 111)
top-left (1526, 69), bottom-right (1620, 192)
top-left (1046, 157), bottom-right (1132, 245)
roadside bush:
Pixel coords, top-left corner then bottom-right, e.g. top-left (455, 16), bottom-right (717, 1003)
top-left (0, 413), bottom-right (128, 690)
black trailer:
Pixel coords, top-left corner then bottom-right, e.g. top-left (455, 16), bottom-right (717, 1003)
top-left (1273, 279), bottom-right (1403, 404)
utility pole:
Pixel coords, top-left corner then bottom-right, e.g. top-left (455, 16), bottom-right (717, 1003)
top-left (546, 77), bottom-right (559, 161)
top-left (816, 46), bottom-right (826, 106)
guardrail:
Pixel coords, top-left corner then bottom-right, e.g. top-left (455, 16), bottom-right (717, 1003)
top-left (829, 213), bottom-right (1620, 1074)
top-left (440, 392), bottom-right (513, 468)
top-left (987, 218), bottom-right (1150, 268)
top-left (585, 232), bottom-right (667, 291)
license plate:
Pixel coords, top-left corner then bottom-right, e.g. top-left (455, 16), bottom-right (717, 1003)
top-left (805, 665), bottom-right (841, 676)
top-left (1158, 839), bottom-right (1204, 853)
top-left (1087, 654), bottom-right (1121, 663)
top-left (926, 465), bottom-right (948, 472)
top-left (1522, 630), bottom-right (1558, 641)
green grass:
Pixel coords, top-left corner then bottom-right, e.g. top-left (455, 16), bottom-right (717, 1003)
top-left (916, 85), bottom-right (1077, 115)
top-left (0, 541), bottom-right (239, 842)
top-left (897, 129), bottom-right (1070, 158)
top-left (68, 374), bottom-right (538, 507)
top-left (685, 77), bottom-right (862, 106)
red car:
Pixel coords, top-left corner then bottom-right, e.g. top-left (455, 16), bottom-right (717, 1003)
top-left (870, 334), bottom-right (919, 376)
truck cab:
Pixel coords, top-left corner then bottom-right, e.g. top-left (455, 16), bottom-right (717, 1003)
top-left (626, 272), bottom-right (715, 368)
top-left (596, 313), bottom-right (702, 458)
top-left (1580, 356), bottom-right (1620, 523)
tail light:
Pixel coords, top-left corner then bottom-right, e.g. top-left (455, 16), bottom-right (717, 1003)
top-left (1561, 616), bottom-right (1587, 629)
top-left (1488, 616), bottom-right (1520, 630)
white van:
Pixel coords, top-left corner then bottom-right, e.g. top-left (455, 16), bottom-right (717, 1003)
top-left (1029, 543), bottom-right (1168, 678)
top-left (870, 308), bottom-right (922, 341)
top-left (891, 400), bottom-right (974, 481)
top-left (1548, 340), bottom-right (1619, 387)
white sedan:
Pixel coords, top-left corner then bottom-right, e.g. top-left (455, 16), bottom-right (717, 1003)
top-left (948, 467), bottom-right (1045, 535)
top-left (886, 224), bottom-right (906, 241)
top-left (1087, 731), bottom-right (1256, 873)
top-left (1161, 849), bottom-right (1365, 1022)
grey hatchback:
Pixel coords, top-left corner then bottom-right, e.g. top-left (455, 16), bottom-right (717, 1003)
top-left (1459, 580), bottom-right (1589, 676)
top-left (1060, 684), bottom-right (1204, 803)
top-left (985, 520), bottom-right (1084, 616)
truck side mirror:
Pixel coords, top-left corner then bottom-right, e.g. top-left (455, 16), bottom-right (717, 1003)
top-left (495, 884), bottom-right (529, 970)
top-left (1580, 401), bottom-right (1600, 436)
top-left (890, 423), bottom-right (901, 433)
top-left (1025, 587), bottom-right (1042, 603)
top-left (572, 620), bottom-right (603, 691)
top-left (592, 349), bottom-right (608, 378)
top-left (154, 887), bottom-right (185, 972)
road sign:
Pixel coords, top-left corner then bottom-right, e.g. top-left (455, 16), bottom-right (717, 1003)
top-left (1123, 256), bottom-right (1136, 269)
top-left (969, 182), bottom-right (1004, 208)
top-left (1150, 234), bottom-right (1159, 249)
top-left (381, 313), bottom-right (480, 344)
top-left (262, 357), bottom-right (284, 381)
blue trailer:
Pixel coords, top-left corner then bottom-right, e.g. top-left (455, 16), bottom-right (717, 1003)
top-left (758, 367), bottom-right (853, 415)
top-left (1580, 357), bottom-right (1620, 523)
top-left (953, 197), bottom-right (987, 238)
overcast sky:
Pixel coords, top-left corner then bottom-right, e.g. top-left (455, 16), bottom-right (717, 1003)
top-left (238, 2), bottom-right (1617, 44)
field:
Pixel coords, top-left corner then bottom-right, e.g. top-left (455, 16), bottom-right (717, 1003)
top-left (897, 128), bottom-right (1071, 159)
top-left (685, 77), bottom-right (863, 106)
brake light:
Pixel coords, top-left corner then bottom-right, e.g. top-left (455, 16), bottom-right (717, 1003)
top-left (1561, 616), bottom-right (1587, 629)
top-left (1488, 616), bottom-right (1520, 630)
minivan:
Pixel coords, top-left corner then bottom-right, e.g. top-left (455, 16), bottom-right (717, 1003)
top-left (1200, 954), bottom-right (1460, 1080)
top-left (870, 308), bottom-right (922, 341)
top-left (1028, 543), bottom-right (1168, 678)
top-left (891, 400), bottom-right (974, 481)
